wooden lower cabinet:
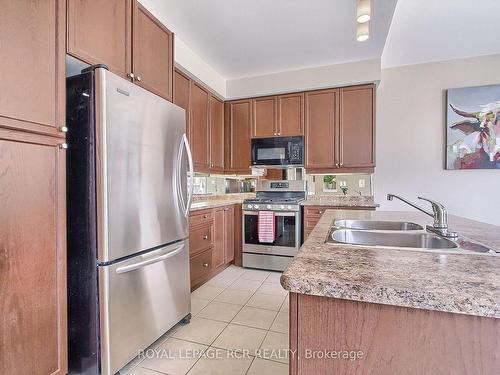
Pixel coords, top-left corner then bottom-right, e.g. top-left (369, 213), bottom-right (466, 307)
top-left (289, 293), bottom-right (500, 375)
top-left (0, 129), bottom-right (67, 375)
top-left (303, 205), bottom-right (375, 240)
top-left (189, 205), bottom-right (238, 290)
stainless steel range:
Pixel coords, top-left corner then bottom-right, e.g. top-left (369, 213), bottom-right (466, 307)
top-left (242, 180), bottom-right (306, 271)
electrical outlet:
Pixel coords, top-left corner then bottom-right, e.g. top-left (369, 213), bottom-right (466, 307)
top-left (340, 180), bottom-right (347, 187)
top-left (359, 179), bottom-right (365, 188)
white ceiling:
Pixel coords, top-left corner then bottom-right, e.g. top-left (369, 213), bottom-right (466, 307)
top-left (140, 0), bottom-right (397, 79)
top-left (382, 0), bottom-right (500, 68)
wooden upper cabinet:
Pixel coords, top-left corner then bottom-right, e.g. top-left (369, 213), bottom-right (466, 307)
top-left (0, 0), bottom-right (65, 137)
top-left (252, 96), bottom-right (277, 138)
top-left (278, 93), bottom-right (304, 136)
top-left (173, 68), bottom-right (191, 137)
top-left (191, 82), bottom-right (210, 171)
top-left (132, 1), bottom-right (174, 101)
top-left (209, 95), bottom-right (224, 172)
top-left (67, 0), bottom-right (131, 79)
top-left (304, 89), bottom-right (338, 170)
top-left (339, 85), bottom-right (375, 168)
top-left (0, 130), bottom-right (67, 375)
top-left (225, 100), bottom-right (252, 173)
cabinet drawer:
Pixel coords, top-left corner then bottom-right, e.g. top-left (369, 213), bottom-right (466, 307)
top-left (189, 224), bottom-right (214, 256)
top-left (304, 206), bottom-right (330, 217)
top-left (190, 209), bottom-right (213, 227)
top-left (304, 217), bottom-right (321, 231)
top-left (190, 248), bottom-right (213, 287)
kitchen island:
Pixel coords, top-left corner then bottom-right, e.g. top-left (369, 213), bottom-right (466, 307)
top-left (281, 209), bottom-right (500, 375)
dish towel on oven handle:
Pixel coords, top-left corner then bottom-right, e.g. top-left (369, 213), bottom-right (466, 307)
top-left (258, 211), bottom-right (276, 243)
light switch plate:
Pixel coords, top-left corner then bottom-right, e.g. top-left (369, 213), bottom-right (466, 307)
top-left (359, 179), bottom-right (365, 188)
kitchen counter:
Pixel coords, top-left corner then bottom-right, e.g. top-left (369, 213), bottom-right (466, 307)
top-left (301, 195), bottom-right (379, 209)
top-left (281, 209), bottom-right (500, 318)
top-left (190, 193), bottom-right (253, 212)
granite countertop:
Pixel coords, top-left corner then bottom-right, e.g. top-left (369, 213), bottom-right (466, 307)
top-left (190, 193), bottom-right (253, 212)
top-left (281, 209), bottom-right (500, 318)
top-left (301, 195), bottom-right (379, 208)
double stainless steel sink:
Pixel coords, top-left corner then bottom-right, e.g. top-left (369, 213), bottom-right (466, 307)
top-left (327, 219), bottom-right (459, 250)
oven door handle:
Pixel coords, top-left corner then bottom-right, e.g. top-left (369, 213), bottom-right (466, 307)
top-left (243, 211), bottom-right (296, 217)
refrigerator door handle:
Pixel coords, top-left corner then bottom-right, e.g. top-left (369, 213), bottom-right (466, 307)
top-left (115, 243), bottom-right (186, 274)
top-left (183, 134), bottom-right (194, 216)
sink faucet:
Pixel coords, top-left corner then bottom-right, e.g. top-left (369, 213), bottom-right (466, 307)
top-left (387, 194), bottom-right (458, 239)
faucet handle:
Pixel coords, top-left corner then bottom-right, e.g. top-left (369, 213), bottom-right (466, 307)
top-left (417, 196), bottom-right (445, 210)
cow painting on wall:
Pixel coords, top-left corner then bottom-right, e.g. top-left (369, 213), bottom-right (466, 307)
top-left (446, 84), bottom-right (500, 170)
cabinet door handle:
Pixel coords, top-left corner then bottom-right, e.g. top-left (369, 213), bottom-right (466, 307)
top-left (335, 163), bottom-right (339, 167)
top-left (203, 263), bottom-right (209, 268)
top-left (136, 76), bottom-right (142, 82)
top-left (203, 235), bottom-right (209, 240)
top-left (127, 73), bottom-right (135, 81)
top-left (203, 214), bottom-right (208, 218)
top-left (340, 162), bottom-right (343, 166)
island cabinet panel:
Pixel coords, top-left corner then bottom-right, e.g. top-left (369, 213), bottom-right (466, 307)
top-left (67, 0), bottom-right (131, 79)
top-left (190, 82), bottom-right (210, 171)
top-left (304, 89), bottom-right (338, 170)
top-left (173, 68), bottom-right (191, 137)
top-left (252, 96), bottom-right (277, 138)
top-left (0, 130), bottom-right (67, 375)
top-left (339, 85), bottom-right (375, 168)
top-left (290, 293), bottom-right (500, 375)
top-left (0, 0), bottom-right (65, 137)
top-left (132, 1), bottom-right (174, 101)
top-left (225, 100), bottom-right (252, 174)
top-left (209, 95), bottom-right (225, 172)
top-left (277, 93), bottom-right (304, 136)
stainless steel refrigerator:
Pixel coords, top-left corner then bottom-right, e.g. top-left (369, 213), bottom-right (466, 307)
top-left (66, 65), bottom-right (194, 375)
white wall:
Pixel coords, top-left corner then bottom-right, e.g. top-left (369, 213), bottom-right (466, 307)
top-left (375, 54), bottom-right (500, 225)
top-left (226, 58), bottom-right (381, 99)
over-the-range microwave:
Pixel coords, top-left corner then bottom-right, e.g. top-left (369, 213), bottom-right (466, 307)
top-left (251, 136), bottom-right (304, 167)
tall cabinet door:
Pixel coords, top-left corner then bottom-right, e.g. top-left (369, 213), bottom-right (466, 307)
top-left (191, 82), bottom-right (210, 171)
top-left (173, 68), bottom-right (191, 138)
top-left (67, 0), bottom-right (132, 79)
top-left (252, 96), bottom-right (277, 138)
top-left (0, 0), bottom-right (65, 137)
top-left (339, 85), bottom-right (375, 168)
top-left (224, 207), bottom-right (235, 263)
top-left (304, 89), bottom-right (338, 171)
top-left (278, 93), bottom-right (304, 136)
top-left (209, 96), bottom-right (224, 172)
top-left (226, 100), bottom-right (252, 173)
top-left (0, 130), bottom-right (67, 375)
top-left (132, 1), bottom-right (173, 101)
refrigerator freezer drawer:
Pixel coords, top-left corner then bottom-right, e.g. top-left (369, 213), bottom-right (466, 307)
top-left (98, 240), bottom-right (191, 375)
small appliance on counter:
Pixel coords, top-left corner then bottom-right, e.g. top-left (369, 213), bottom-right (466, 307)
top-left (66, 65), bottom-right (194, 375)
top-left (242, 180), bottom-right (307, 271)
top-left (251, 136), bottom-right (304, 167)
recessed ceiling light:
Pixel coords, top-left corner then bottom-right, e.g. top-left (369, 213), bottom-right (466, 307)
top-left (356, 0), bottom-right (371, 23)
top-left (356, 22), bottom-right (369, 42)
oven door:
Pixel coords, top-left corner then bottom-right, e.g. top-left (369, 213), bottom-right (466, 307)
top-left (251, 136), bottom-right (303, 167)
top-left (243, 211), bottom-right (300, 256)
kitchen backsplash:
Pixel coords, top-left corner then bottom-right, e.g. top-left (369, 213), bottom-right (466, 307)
top-left (305, 173), bottom-right (373, 197)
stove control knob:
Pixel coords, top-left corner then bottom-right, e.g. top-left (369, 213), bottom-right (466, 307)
top-left (287, 205), bottom-right (292, 210)
top-left (266, 205), bottom-right (272, 209)
top-left (247, 204), bottom-right (253, 209)
top-left (280, 205), bottom-right (285, 210)
top-left (254, 204), bottom-right (259, 209)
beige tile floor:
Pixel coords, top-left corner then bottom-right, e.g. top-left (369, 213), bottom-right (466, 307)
top-left (119, 266), bottom-right (289, 375)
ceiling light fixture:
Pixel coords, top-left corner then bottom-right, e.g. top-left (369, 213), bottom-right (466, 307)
top-left (356, 22), bottom-right (369, 42)
top-left (356, 0), bottom-right (371, 23)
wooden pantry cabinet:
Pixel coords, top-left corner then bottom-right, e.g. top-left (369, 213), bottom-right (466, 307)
top-left (67, 0), bottom-right (174, 101)
top-left (0, 2), bottom-right (68, 374)
top-left (305, 85), bottom-right (375, 173)
top-left (189, 205), bottom-right (237, 290)
top-left (209, 95), bottom-right (225, 172)
top-left (191, 82), bottom-right (210, 171)
top-left (0, 130), bottom-right (67, 375)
